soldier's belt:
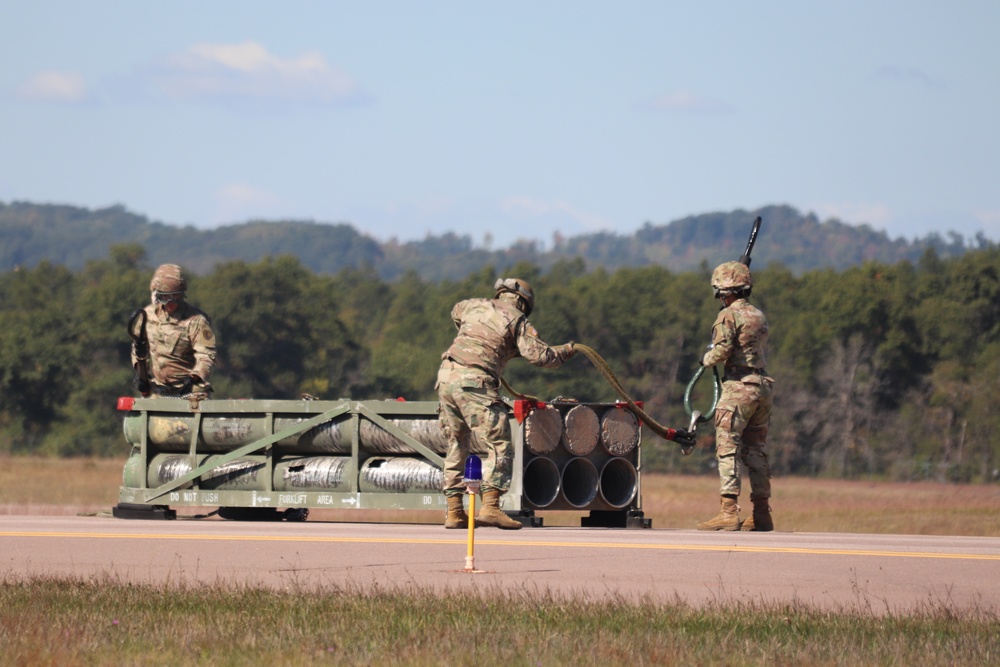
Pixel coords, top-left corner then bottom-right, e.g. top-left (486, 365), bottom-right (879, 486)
top-left (443, 356), bottom-right (496, 377)
top-left (151, 384), bottom-right (186, 397)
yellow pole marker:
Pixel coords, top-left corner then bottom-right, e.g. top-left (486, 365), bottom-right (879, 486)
top-left (462, 455), bottom-right (483, 573)
top-left (465, 490), bottom-right (477, 571)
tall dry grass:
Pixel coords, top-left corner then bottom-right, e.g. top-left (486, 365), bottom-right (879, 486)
top-left (0, 575), bottom-right (997, 666)
top-left (1, 456), bottom-right (998, 536)
top-left (0, 456), bottom-right (124, 515)
top-left (638, 474), bottom-right (1000, 536)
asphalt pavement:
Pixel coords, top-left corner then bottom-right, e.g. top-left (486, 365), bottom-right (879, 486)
top-left (3, 514), bottom-right (999, 615)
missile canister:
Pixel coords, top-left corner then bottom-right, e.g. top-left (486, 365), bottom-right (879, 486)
top-left (122, 413), bottom-right (476, 456)
top-left (562, 404), bottom-right (599, 456)
top-left (599, 407), bottom-right (639, 456)
top-left (359, 457), bottom-right (443, 494)
top-left (273, 456), bottom-right (353, 492)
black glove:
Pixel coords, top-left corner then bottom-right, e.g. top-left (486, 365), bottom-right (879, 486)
top-left (177, 376), bottom-right (195, 396)
top-left (132, 374), bottom-right (150, 396)
top-left (673, 428), bottom-right (696, 454)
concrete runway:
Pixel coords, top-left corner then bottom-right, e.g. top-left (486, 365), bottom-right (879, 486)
top-left (2, 514), bottom-right (999, 614)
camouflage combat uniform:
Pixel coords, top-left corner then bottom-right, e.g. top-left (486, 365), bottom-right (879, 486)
top-left (701, 297), bottom-right (774, 502)
top-left (130, 301), bottom-right (216, 397)
top-left (437, 295), bottom-right (573, 496)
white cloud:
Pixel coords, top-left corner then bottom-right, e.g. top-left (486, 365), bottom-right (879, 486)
top-left (972, 208), bottom-right (1000, 238)
top-left (148, 41), bottom-right (367, 106)
top-left (212, 183), bottom-right (283, 225)
top-left (15, 70), bottom-right (89, 103)
top-left (642, 90), bottom-right (732, 113)
top-left (501, 196), bottom-right (611, 233)
top-left (973, 208), bottom-right (1000, 227)
top-left (812, 201), bottom-right (892, 227)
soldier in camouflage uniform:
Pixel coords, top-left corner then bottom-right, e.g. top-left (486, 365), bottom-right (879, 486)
top-left (697, 261), bottom-right (775, 532)
top-left (130, 264), bottom-right (217, 398)
top-left (437, 278), bottom-right (576, 530)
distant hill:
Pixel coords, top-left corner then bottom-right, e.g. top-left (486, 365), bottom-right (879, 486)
top-left (0, 200), bottom-right (984, 280)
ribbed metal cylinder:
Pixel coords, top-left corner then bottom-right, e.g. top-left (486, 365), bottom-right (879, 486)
top-left (560, 456), bottom-right (599, 509)
top-left (522, 456), bottom-right (561, 508)
top-left (358, 419), bottom-right (455, 455)
top-left (273, 456), bottom-right (352, 492)
top-left (358, 457), bottom-right (443, 494)
top-left (124, 452), bottom-right (211, 489)
top-left (523, 407), bottom-right (563, 455)
top-left (599, 407), bottom-right (639, 456)
top-left (561, 405), bottom-right (599, 456)
top-left (123, 413), bottom-right (466, 455)
top-left (122, 414), bottom-right (330, 452)
top-left (598, 457), bottom-right (638, 509)
top-left (288, 418), bottom-right (352, 452)
top-left (199, 455), bottom-right (269, 491)
top-left (125, 452), bottom-right (445, 494)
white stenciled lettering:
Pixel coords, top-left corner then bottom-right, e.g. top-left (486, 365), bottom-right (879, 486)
top-left (279, 494), bottom-right (307, 504)
top-left (317, 495), bottom-right (334, 505)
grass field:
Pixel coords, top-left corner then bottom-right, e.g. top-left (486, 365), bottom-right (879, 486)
top-left (0, 575), bottom-right (996, 667)
top-left (1, 456), bottom-right (999, 665)
top-left (1, 456), bottom-right (998, 536)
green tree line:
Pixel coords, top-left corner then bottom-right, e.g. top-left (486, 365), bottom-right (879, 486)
top-left (2, 201), bottom-right (983, 281)
top-left (1, 244), bottom-right (998, 484)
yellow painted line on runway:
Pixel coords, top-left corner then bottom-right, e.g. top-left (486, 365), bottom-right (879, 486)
top-left (2, 530), bottom-right (999, 561)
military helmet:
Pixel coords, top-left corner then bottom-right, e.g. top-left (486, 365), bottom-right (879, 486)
top-left (494, 277), bottom-right (535, 316)
top-left (150, 264), bottom-right (187, 295)
top-left (711, 261), bottom-right (752, 296)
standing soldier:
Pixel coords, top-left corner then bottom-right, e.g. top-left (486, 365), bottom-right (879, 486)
top-left (697, 261), bottom-right (775, 531)
top-left (437, 278), bottom-right (576, 530)
top-left (130, 264), bottom-right (217, 398)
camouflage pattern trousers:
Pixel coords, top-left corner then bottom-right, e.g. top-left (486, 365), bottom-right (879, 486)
top-left (714, 377), bottom-right (774, 500)
top-left (436, 361), bottom-right (513, 497)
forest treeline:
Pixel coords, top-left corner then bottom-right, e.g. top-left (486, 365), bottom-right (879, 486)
top-left (1, 243), bottom-right (998, 484)
top-left (1, 201), bottom-right (986, 281)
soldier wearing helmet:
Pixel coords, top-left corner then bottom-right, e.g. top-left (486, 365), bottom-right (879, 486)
top-left (437, 277), bottom-right (576, 530)
top-left (697, 261), bottom-right (775, 532)
top-left (129, 264), bottom-right (217, 398)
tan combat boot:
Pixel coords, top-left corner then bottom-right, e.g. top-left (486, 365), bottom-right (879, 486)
top-left (697, 496), bottom-right (740, 531)
top-left (477, 489), bottom-right (523, 530)
top-left (741, 499), bottom-right (773, 532)
top-left (444, 494), bottom-right (469, 529)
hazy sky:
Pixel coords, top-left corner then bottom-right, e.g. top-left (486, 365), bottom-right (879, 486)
top-left (1, 2), bottom-right (996, 249)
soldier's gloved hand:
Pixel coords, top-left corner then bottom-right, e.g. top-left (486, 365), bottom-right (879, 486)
top-left (560, 342), bottom-right (577, 359)
top-left (673, 428), bottom-right (696, 454)
top-left (133, 374), bottom-right (150, 397)
top-left (177, 376), bottom-right (195, 396)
